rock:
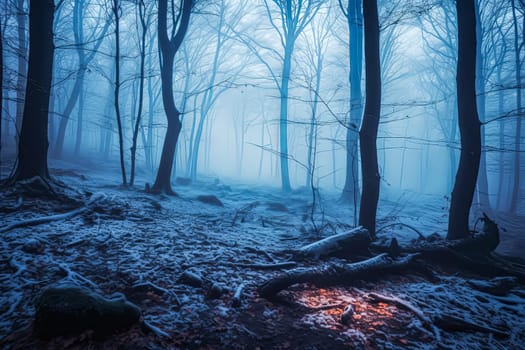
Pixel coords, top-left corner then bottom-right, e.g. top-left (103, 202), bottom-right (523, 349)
top-left (207, 283), bottom-right (226, 299)
top-left (196, 195), bottom-right (223, 207)
top-left (34, 283), bottom-right (141, 339)
top-left (22, 239), bottom-right (44, 254)
top-left (178, 270), bottom-right (203, 288)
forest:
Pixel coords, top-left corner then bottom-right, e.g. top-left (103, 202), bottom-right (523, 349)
top-left (0, 0), bottom-right (524, 349)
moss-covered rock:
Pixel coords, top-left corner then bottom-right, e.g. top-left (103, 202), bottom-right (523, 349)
top-left (34, 283), bottom-right (141, 339)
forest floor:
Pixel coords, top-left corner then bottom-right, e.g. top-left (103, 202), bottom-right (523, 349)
top-left (0, 158), bottom-right (524, 350)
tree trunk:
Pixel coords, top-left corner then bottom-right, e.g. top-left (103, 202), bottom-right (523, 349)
top-left (279, 42), bottom-right (293, 192)
top-left (447, 0), bottom-right (481, 240)
top-left (306, 55), bottom-right (322, 188)
top-left (15, 0), bottom-right (27, 139)
top-left (186, 95), bottom-right (198, 178)
top-left (341, 0), bottom-right (363, 206)
top-left (474, 0), bottom-right (490, 210)
top-left (13, 0), bottom-right (54, 181)
top-left (74, 75), bottom-right (85, 155)
top-left (358, 0), bottom-right (381, 238)
top-left (152, 0), bottom-right (192, 194)
top-left (113, 0), bottom-right (127, 186)
top-left (130, 0), bottom-right (148, 187)
top-left (496, 65), bottom-right (505, 210)
top-left (510, 0), bottom-right (522, 213)
top-left (0, 15), bottom-right (3, 176)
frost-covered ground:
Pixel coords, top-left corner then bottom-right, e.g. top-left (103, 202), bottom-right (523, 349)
top-left (0, 158), bottom-right (524, 349)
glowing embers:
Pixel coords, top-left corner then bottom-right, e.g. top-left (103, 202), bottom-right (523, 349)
top-left (294, 287), bottom-right (397, 332)
top-left (293, 287), bottom-right (432, 347)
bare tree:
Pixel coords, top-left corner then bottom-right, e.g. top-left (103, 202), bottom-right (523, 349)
top-left (236, 0), bottom-right (323, 191)
top-left (53, 0), bottom-right (110, 157)
top-left (150, 0), bottom-right (193, 194)
top-left (338, 0), bottom-right (363, 207)
top-left (112, 0), bottom-right (127, 185)
top-left (359, 0), bottom-right (381, 238)
top-left (10, 0), bottom-right (54, 181)
top-left (130, 0), bottom-right (151, 186)
top-left (447, 0), bottom-right (481, 240)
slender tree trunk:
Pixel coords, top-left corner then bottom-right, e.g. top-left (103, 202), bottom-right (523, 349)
top-left (189, 9), bottom-right (224, 181)
top-left (447, 0), bottom-right (481, 240)
top-left (190, 111), bottom-right (206, 180)
top-left (0, 15), bottom-right (3, 177)
top-left (510, 0), bottom-right (522, 213)
top-left (258, 121), bottom-right (265, 179)
top-left (113, 0), bottom-right (127, 186)
top-left (474, 0), bottom-right (490, 210)
top-left (13, 0), bottom-right (54, 181)
top-left (53, 1), bottom-right (109, 157)
top-left (279, 42), bottom-right (293, 192)
top-left (449, 99), bottom-right (458, 192)
top-left (186, 95), bottom-right (198, 177)
top-left (306, 55), bottom-right (322, 187)
top-left (152, 0), bottom-right (192, 194)
top-left (144, 50), bottom-right (158, 171)
top-left (496, 65), bottom-right (505, 210)
top-left (54, 71), bottom-right (84, 156)
top-left (358, 0), bottom-right (381, 238)
top-left (74, 75), bottom-right (85, 155)
top-left (341, 0), bottom-right (363, 205)
top-left (399, 122), bottom-right (409, 188)
top-left (130, 0), bottom-right (148, 187)
top-left (15, 0), bottom-right (27, 139)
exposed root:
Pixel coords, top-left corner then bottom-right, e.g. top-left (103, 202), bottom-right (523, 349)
top-left (0, 193), bottom-right (104, 234)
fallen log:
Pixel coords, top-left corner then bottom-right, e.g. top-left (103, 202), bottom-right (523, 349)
top-left (371, 214), bottom-right (499, 258)
top-left (293, 226), bottom-right (371, 260)
top-left (258, 253), bottom-right (418, 299)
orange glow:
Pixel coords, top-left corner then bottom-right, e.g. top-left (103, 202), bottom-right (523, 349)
top-left (294, 287), bottom-right (396, 332)
top-left (293, 287), bottom-right (427, 346)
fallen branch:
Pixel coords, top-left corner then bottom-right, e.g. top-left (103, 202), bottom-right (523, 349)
top-left (0, 193), bottom-right (104, 234)
top-left (367, 292), bottom-right (431, 327)
top-left (293, 226), bottom-right (371, 260)
top-left (258, 253), bottom-right (418, 299)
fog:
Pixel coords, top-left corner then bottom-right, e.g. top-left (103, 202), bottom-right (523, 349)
top-left (0, 0), bottom-right (523, 210)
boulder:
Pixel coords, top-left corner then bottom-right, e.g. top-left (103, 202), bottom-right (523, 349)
top-left (34, 283), bottom-right (140, 339)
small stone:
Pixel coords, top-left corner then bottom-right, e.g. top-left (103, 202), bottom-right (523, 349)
top-left (22, 239), bottom-right (43, 254)
top-left (207, 283), bottom-right (225, 299)
top-left (178, 270), bottom-right (203, 288)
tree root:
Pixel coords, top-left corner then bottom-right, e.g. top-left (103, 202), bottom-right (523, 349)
top-left (0, 193), bottom-right (104, 234)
